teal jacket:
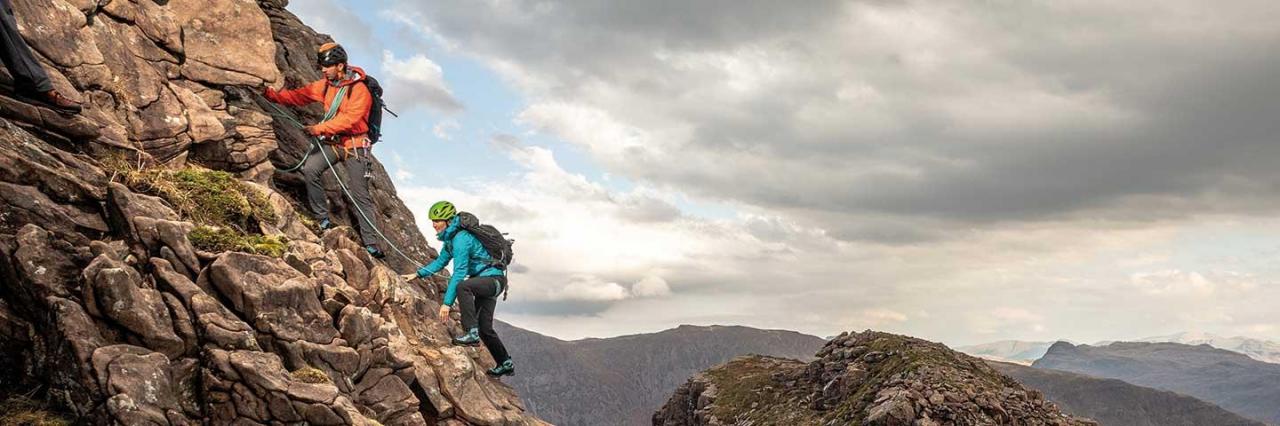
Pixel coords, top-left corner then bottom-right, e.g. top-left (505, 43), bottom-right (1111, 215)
top-left (415, 216), bottom-right (504, 306)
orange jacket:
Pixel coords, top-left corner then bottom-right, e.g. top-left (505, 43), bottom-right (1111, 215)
top-left (266, 66), bottom-right (372, 149)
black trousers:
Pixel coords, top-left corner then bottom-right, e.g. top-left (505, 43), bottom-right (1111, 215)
top-left (302, 145), bottom-right (379, 247)
top-left (457, 276), bottom-right (510, 363)
top-left (0, 0), bottom-right (51, 93)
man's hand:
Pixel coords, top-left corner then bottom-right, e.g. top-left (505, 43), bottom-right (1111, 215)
top-left (437, 305), bottom-right (451, 322)
top-left (305, 125), bottom-right (324, 136)
top-left (399, 273), bottom-right (418, 281)
top-left (262, 86), bottom-right (278, 100)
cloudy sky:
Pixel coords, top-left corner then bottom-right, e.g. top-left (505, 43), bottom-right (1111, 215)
top-left (288, 0), bottom-right (1280, 346)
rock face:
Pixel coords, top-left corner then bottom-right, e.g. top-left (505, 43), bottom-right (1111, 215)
top-left (653, 331), bottom-right (1096, 426)
top-left (0, 0), bottom-right (545, 425)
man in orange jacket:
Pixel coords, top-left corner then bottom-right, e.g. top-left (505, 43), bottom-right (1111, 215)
top-left (264, 42), bottom-right (384, 258)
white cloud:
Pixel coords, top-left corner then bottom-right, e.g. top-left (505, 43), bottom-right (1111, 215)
top-left (632, 275), bottom-right (672, 298)
top-left (550, 276), bottom-right (631, 302)
top-left (432, 119), bottom-right (460, 140)
top-left (1130, 270), bottom-right (1260, 296)
top-left (381, 51), bottom-right (463, 113)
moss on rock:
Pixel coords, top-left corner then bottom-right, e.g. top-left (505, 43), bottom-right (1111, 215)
top-left (189, 226), bottom-right (287, 257)
top-left (107, 160), bottom-right (276, 231)
top-left (290, 367), bottom-right (331, 384)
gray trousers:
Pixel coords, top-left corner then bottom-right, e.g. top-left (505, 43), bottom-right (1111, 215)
top-left (302, 145), bottom-right (379, 247)
top-left (0, 0), bottom-right (51, 93)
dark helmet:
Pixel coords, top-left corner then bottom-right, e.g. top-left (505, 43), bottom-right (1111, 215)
top-left (317, 42), bottom-right (347, 67)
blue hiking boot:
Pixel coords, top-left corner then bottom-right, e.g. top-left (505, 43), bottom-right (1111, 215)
top-left (317, 218), bottom-right (334, 230)
top-left (487, 359), bottom-right (515, 377)
top-left (366, 245), bottom-right (385, 259)
top-left (451, 328), bottom-right (481, 346)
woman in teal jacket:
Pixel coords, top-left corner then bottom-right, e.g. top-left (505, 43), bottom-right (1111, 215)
top-left (402, 201), bottom-right (513, 377)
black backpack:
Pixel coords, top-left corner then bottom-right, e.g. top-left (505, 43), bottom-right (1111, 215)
top-left (362, 75), bottom-right (395, 144)
top-left (456, 212), bottom-right (514, 270)
top-left (323, 74), bottom-right (396, 143)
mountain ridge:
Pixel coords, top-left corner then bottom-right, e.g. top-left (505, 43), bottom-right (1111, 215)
top-left (1035, 340), bottom-right (1280, 424)
top-left (497, 321), bottom-right (827, 426)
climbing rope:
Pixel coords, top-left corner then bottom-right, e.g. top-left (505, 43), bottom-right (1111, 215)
top-left (259, 95), bottom-right (429, 268)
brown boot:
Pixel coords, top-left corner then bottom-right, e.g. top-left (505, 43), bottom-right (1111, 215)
top-left (16, 89), bottom-right (82, 114)
top-left (40, 90), bottom-right (82, 114)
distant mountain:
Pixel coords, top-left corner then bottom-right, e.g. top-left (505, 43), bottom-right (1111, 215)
top-left (989, 361), bottom-right (1265, 426)
top-left (1136, 331), bottom-right (1280, 364)
top-left (955, 340), bottom-right (1057, 364)
top-left (1034, 341), bottom-right (1280, 424)
top-left (496, 322), bottom-right (826, 426)
top-left (654, 331), bottom-right (1094, 425)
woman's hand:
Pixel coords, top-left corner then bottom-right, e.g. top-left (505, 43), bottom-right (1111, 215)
top-left (437, 305), bottom-right (451, 322)
top-left (399, 273), bottom-right (418, 281)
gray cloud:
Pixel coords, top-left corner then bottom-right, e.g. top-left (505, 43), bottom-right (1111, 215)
top-left (390, 0), bottom-right (1280, 243)
top-left (385, 0), bottom-right (1280, 344)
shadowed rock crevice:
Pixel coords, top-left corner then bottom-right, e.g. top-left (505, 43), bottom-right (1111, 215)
top-left (0, 0), bottom-right (547, 424)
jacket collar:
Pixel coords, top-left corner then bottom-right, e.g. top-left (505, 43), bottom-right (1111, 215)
top-left (327, 66), bottom-right (367, 88)
top-left (436, 216), bottom-right (461, 242)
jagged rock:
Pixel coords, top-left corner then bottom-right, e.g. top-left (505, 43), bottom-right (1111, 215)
top-left (205, 252), bottom-right (339, 344)
top-left (10, 0), bottom-right (103, 68)
top-left (91, 344), bottom-right (190, 424)
top-left (170, 0), bottom-right (280, 86)
top-left (0, 121), bottom-right (106, 203)
top-left (173, 81), bottom-right (230, 143)
top-left (88, 17), bottom-right (168, 108)
top-left (101, 0), bottom-right (183, 53)
top-left (0, 1), bottom-right (547, 424)
top-left (654, 331), bottom-right (1097, 426)
top-left (153, 257), bottom-right (260, 351)
top-left (0, 181), bottom-right (108, 238)
top-left (82, 255), bottom-right (185, 359)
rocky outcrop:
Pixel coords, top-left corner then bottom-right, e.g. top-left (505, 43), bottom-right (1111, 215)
top-left (0, 0), bottom-right (544, 424)
top-left (653, 331), bottom-right (1095, 426)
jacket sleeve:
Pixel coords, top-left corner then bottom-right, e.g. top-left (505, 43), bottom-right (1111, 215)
top-left (441, 234), bottom-right (476, 307)
top-left (416, 244), bottom-right (452, 278)
top-left (310, 82), bottom-right (371, 136)
top-left (265, 80), bottom-right (326, 106)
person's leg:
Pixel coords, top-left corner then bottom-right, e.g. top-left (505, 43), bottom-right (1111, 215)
top-left (343, 148), bottom-right (380, 248)
top-left (0, 0), bottom-right (51, 93)
top-left (301, 145), bottom-right (332, 223)
top-left (457, 278), bottom-right (482, 332)
top-left (454, 277), bottom-right (498, 345)
top-left (477, 277), bottom-right (510, 363)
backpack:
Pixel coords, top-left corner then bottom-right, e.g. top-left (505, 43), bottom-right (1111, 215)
top-left (456, 212), bottom-right (514, 270)
top-left (362, 75), bottom-right (393, 144)
top-left (322, 73), bottom-right (396, 144)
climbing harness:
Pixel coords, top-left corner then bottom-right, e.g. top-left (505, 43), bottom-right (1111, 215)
top-left (259, 91), bottom-right (428, 268)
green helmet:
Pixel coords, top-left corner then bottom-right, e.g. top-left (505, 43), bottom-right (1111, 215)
top-left (428, 201), bottom-right (457, 221)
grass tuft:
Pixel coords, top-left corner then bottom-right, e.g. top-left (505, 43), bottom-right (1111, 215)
top-left (189, 226), bottom-right (287, 258)
top-left (290, 367), bottom-right (331, 384)
top-left (0, 395), bottom-right (71, 426)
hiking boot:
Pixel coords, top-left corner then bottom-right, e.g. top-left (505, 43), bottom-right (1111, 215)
top-left (451, 328), bottom-right (481, 346)
top-left (316, 218), bottom-right (334, 231)
top-left (16, 89), bottom-right (82, 114)
top-left (366, 244), bottom-right (385, 259)
top-left (487, 359), bottom-right (515, 377)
